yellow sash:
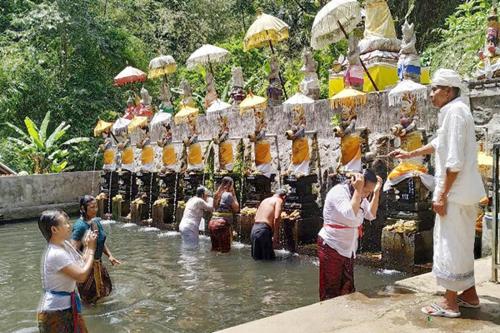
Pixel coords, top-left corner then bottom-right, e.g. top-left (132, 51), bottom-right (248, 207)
top-left (122, 147), bottom-right (134, 165)
top-left (162, 144), bottom-right (176, 166)
top-left (141, 145), bottom-right (154, 165)
top-left (255, 140), bottom-right (272, 165)
top-left (340, 134), bottom-right (361, 166)
top-left (400, 131), bottom-right (423, 153)
top-left (388, 161), bottom-right (428, 180)
top-left (103, 149), bottom-right (115, 165)
top-left (292, 137), bottom-right (310, 165)
top-left (188, 142), bottom-right (203, 165)
top-left (219, 141), bottom-right (234, 168)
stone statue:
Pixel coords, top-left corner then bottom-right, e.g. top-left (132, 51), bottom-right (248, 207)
top-left (229, 67), bottom-right (246, 106)
top-left (267, 55), bottom-right (283, 106)
top-left (213, 115), bottom-right (234, 172)
top-left (184, 114), bottom-right (203, 172)
top-left (383, 92), bottom-right (434, 192)
top-left (180, 79), bottom-right (196, 108)
top-left (136, 124), bottom-right (154, 173)
top-left (138, 87), bottom-right (154, 119)
top-left (159, 81), bottom-right (174, 114)
top-left (285, 105), bottom-right (310, 176)
top-left (100, 129), bottom-right (116, 171)
top-left (124, 95), bottom-right (135, 120)
top-left (398, 20), bottom-right (421, 82)
top-left (249, 110), bottom-right (272, 177)
top-left (334, 106), bottom-right (362, 172)
top-left (157, 123), bottom-right (176, 173)
top-left (204, 71), bottom-right (218, 109)
top-left (478, 7), bottom-right (500, 79)
top-left (345, 35), bottom-right (364, 91)
top-left (299, 48), bottom-right (320, 100)
top-left (117, 130), bottom-right (135, 172)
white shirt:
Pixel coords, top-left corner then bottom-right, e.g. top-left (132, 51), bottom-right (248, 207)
top-left (318, 184), bottom-right (375, 258)
top-left (39, 241), bottom-right (83, 311)
top-left (179, 197), bottom-right (213, 229)
top-left (430, 97), bottom-right (486, 205)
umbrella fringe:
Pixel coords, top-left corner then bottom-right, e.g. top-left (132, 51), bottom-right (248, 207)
top-left (329, 95), bottom-right (367, 109)
top-left (244, 29), bottom-right (289, 51)
top-left (388, 89), bottom-right (427, 107)
top-left (148, 65), bottom-right (176, 79)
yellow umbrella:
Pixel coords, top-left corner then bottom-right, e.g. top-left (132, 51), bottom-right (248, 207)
top-left (174, 105), bottom-right (199, 125)
top-left (239, 92), bottom-right (268, 116)
top-left (128, 116), bottom-right (148, 133)
top-left (93, 120), bottom-right (113, 137)
top-left (329, 87), bottom-right (367, 109)
top-left (244, 11), bottom-right (289, 51)
top-left (148, 55), bottom-right (177, 79)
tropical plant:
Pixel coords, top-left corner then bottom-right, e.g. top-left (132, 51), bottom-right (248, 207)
top-left (5, 111), bottom-right (89, 174)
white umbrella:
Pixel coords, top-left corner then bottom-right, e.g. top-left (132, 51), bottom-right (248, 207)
top-left (206, 99), bottom-right (232, 117)
top-left (310, 0), bottom-right (361, 50)
top-left (148, 55), bottom-right (177, 79)
top-left (112, 117), bottom-right (132, 136)
top-left (149, 112), bottom-right (172, 141)
top-left (283, 92), bottom-right (315, 112)
top-left (388, 79), bottom-right (427, 106)
top-left (186, 44), bottom-right (230, 72)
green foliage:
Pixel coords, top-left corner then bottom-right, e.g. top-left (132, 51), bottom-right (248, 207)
top-left (422, 0), bottom-right (492, 76)
top-left (6, 111), bottom-right (89, 174)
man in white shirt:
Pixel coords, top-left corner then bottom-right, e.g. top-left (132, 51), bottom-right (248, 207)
top-left (390, 69), bottom-right (486, 318)
top-left (317, 169), bottom-right (382, 300)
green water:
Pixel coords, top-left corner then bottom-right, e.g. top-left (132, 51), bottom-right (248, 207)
top-left (0, 221), bottom-right (405, 333)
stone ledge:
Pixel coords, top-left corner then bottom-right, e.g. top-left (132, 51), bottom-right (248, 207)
top-left (0, 202), bottom-right (80, 222)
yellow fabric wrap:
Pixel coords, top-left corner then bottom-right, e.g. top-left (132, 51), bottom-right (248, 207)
top-left (162, 144), bottom-right (176, 166)
top-left (400, 131), bottom-right (423, 153)
top-left (292, 137), bottom-right (310, 165)
top-left (340, 134), bottom-right (362, 166)
top-left (188, 142), bottom-right (203, 166)
top-left (93, 261), bottom-right (103, 298)
top-left (364, 0), bottom-right (397, 39)
top-left (219, 141), bottom-right (234, 168)
top-left (141, 145), bottom-right (154, 165)
top-left (103, 149), bottom-right (115, 165)
top-left (122, 147), bottom-right (134, 165)
top-left (255, 140), bottom-right (272, 165)
top-left (388, 161), bottom-right (428, 181)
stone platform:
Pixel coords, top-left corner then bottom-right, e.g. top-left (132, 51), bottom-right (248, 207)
top-left (216, 257), bottom-right (499, 333)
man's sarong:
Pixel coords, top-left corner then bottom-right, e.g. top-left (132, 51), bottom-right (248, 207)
top-left (208, 213), bottom-right (233, 253)
top-left (37, 308), bottom-right (88, 333)
top-left (317, 236), bottom-right (355, 301)
top-left (77, 261), bottom-right (112, 304)
top-left (251, 222), bottom-right (275, 260)
top-left (433, 202), bottom-right (477, 291)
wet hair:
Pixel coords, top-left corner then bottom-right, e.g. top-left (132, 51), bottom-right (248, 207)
top-left (38, 209), bottom-right (69, 242)
top-left (362, 168), bottom-right (378, 185)
top-left (196, 186), bottom-right (209, 198)
top-left (220, 176), bottom-right (234, 188)
top-left (79, 195), bottom-right (96, 220)
top-left (275, 188), bottom-right (288, 198)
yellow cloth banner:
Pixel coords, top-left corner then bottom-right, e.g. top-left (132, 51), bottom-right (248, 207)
top-left (103, 149), bottom-right (115, 165)
top-left (141, 146), bottom-right (154, 165)
top-left (364, 0), bottom-right (397, 39)
top-left (188, 142), bottom-right (203, 166)
top-left (388, 161), bottom-right (428, 180)
top-left (162, 144), bottom-right (176, 166)
top-left (400, 131), bottom-right (423, 153)
top-left (255, 140), bottom-right (272, 165)
top-left (122, 147), bottom-right (134, 165)
top-left (340, 134), bottom-right (362, 166)
top-left (219, 141), bottom-right (234, 168)
top-left (292, 137), bottom-right (310, 165)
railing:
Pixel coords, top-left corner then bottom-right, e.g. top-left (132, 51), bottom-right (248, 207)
top-left (493, 143), bottom-right (499, 283)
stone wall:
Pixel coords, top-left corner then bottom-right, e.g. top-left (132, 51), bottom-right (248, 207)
top-left (0, 171), bottom-right (100, 221)
top-left (470, 83), bottom-right (500, 150)
top-left (170, 89), bottom-right (438, 174)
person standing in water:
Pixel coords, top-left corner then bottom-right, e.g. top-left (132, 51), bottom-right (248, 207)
top-left (37, 209), bottom-right (97, 333)
top-left (250, 189), bottom-right (287, 260)
top-left (179, 186), bottom-right (214, 249)
top-left (71, 195), bottom-right (121, 304)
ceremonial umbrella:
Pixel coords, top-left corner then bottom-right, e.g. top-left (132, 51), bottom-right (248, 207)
top-left (206, 99), bottom-right (232, 118)
top-left (148, 55), bottom-right (177, 79)
top-left (174, 105), bottom-right (199, 125)
top-left (186, 44), bottom-right (230, 75)
top-left (310, 0), bottom-right (378, 91)
top-left (388, 79), bottom-right (427, 107)
top-left (128, 116), bottom-right (148, 133)
top-left (244, 10), bottom-right (290, 98)
top-left (112, 117), bottom-right (131, 136)
top-left (329, 87), bottom-right (367, 109)
top-left (149, 111), bottom-right (172, 141)
top-left (113, 66), bottom-right (147, 86)
top-left (93, 120), bottom-right (114, 137)
top-left (239, 92), bottom-right (268, 116)
top-left (283, 92), bottom-right (315, 112)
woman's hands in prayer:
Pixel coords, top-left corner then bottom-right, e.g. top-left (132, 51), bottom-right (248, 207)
top-left (84, 230), bottom-right (98, 250)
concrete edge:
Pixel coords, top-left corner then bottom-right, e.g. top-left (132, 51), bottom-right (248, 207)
top-left (0, 203), bottom-right (80, 222)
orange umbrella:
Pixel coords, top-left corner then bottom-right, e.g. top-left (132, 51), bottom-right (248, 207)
top-left (114, 66), bottom-right (147, 86)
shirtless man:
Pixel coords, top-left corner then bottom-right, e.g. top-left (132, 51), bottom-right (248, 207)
top-left (251, 189), bottom-right (287, 260)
